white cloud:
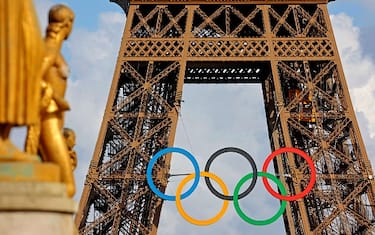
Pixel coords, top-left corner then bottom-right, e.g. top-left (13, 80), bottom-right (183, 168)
top-left (331, 14), bottom-right (373, 88)
top-left (331, 13), bottom-right (375, 168)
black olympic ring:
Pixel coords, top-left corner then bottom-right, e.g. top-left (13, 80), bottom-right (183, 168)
top-left (204, 147), bottom-right (257, 200)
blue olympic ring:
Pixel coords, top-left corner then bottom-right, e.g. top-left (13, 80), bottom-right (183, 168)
top-left (146, 147), bottom-right (200, 200)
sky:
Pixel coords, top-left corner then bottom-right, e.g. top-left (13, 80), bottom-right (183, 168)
top-left (29, 0), bottom-right (375, 234)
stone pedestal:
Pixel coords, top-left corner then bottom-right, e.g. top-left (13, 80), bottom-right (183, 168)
top-left (0, 163), bottom-right (78, 235)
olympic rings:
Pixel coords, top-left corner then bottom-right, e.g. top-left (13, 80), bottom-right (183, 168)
top-left (233, 172), bottom-right (287, 225)
top-left (204, 147), bottom-right (257, 200)
top-left (176, 172), bottom-right (229, 225)
top-left (146, 146), bottom-right (316, 226)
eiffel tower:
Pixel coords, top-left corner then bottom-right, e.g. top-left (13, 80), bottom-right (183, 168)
top-left (75, 0), bottom-right (375, 234)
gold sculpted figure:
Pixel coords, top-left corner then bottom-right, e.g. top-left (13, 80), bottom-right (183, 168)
top-left (1, 1), bottom-right (76, 198)
top-left (36, 4), bottom-right (76, 197)
top-left (0, 0), bottom-right (44, 161)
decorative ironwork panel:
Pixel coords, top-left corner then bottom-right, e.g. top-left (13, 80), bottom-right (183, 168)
top-left (188, 39), bottom-right (269, 58)
top-left (273, 39), bottom-right (334, 58)
top-left (124, 40), bottom-right (184, 57)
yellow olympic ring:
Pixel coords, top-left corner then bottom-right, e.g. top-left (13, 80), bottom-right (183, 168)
top-left (175, 171), bottom-right (229, 226)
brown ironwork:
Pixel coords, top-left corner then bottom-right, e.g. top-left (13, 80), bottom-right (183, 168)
top-left (76, 1), bottom-right (375, 234)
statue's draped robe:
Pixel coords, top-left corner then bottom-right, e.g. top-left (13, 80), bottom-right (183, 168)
top-left (0, 0), bottom-right (44, 125)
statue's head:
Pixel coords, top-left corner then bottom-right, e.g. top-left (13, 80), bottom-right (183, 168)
top-left (47, 4), bottom-right (74, 39)
top-left (63, 128), bottom-right (76, 149)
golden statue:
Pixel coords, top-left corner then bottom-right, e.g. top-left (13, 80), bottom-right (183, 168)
top-left (0, 0), bottom-right (44, 161)
top-left (37, 4), bottom-right (76, 197)
top-left (0, 1), bottom-right (76, 198)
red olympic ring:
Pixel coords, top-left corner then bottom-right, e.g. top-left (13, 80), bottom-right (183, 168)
top-left (261, 147), bottom-right (316, 201)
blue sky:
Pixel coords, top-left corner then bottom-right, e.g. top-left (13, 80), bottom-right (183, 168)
top-left (31, 1), bottom-right (375, 234)
top-left (57, 1), bottom-right (121, 30)
top-left (329, 0), bottom-right (375, 26)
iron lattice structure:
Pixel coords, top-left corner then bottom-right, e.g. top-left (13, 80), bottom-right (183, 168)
top-left (76, 0), bottom-right (375, 234)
